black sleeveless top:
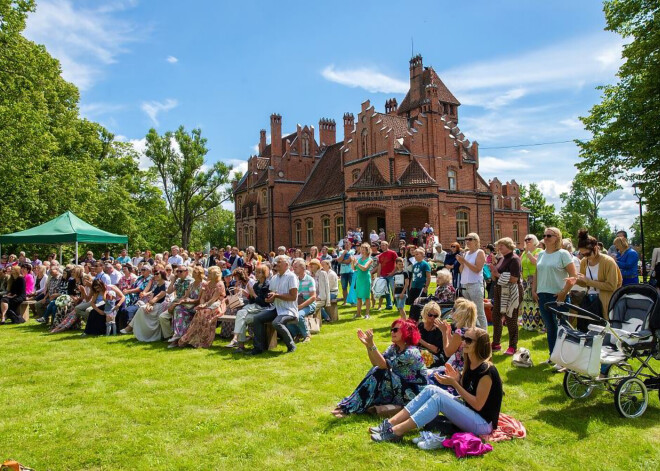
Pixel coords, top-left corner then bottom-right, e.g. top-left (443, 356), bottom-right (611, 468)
top-left (461, 363), bottom-right (503, 427)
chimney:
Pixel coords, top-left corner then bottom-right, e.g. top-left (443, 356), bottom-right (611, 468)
top-left (408, 54), bottom-right (424, 106)
top-left (270, 113), bottom-right (282, 157)
top-left (258, 129), bottom-right (266, 155)
top-left (319, 118), bottom-right (336, 146)
top-left (343, 112), bottom-right (354, 143)
top-left (385, 98), bottom-right (398, 115)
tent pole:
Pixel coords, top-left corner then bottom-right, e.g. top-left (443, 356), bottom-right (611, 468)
top-left (0, 244), bottom-right (2, 263)
top-left (75, 241), bottom-right (78, 265)
top-left (59, 245), bottom-right (62, 264)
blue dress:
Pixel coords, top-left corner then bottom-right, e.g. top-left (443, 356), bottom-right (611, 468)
top-left (337, 345), bottom-right (428, 414)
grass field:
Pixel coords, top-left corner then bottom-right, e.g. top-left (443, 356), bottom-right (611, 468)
top-left (2, 294), bottom-right (660, 470)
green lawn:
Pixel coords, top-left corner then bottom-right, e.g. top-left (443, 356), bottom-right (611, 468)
top-left (2, 298), bottom-right (660, 470)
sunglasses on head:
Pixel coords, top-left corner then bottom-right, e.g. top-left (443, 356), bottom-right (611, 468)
top-left (390, 327), bottom-right (400, 333)
top-left (461, 335), bottom-right (474, 345)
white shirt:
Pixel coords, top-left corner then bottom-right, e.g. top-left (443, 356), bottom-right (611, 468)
top-left (269, 269), bottom-right (299, 318)
top-left (370, 233), bottom-right (379, 243)
top-left (460, 250), bottom-right (484, 285)
top-left (131, 256), bottom-right (143, 267)
top-left (108, 269), bottom-right (122, 286)
top-left (168, 255), bottom-right (184, 266)
top-left (586, 262), bottom-right (600, 294)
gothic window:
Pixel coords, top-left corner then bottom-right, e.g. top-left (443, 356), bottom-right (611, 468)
top-left (322, 217), bottom-right (331, 244)
top-left (335, 216), bottom-right (344, 244)
top-left (306, 219), bottom-right (314, 245)
top-left (243, 226), bottom-right (249, 248)
top-left (302, 135), bottom-right (310, 156)
top-left (295, 221), bottom-right (302, 246)
top-left (513, 223), bottom-right (519, 243)
top-left (361, 129), bottom-right (368, 157)
top-left (261, 190), bottom-right (267, 210)
top-left (448, 169), bottom-right (457, 190)
top-left (249, 226), bottom-right (254, 246)
top-left (456, 211), bottom-right (469, 239)
top-left (352, 169), bottom-right (360, 182)
top-left (495, 222), bottom-right (502, 241)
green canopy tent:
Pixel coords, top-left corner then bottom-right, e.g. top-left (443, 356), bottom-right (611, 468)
top-left (0, 211), bottom-right (128, 264)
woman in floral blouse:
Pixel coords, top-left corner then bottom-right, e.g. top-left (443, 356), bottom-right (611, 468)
top-left (332, 319), bottom-right (427, 417)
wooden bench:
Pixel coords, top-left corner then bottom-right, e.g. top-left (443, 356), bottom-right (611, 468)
top-left (19, 299), bottom-right (36, 322)
top-left (326, 299), bottom-right (339, 322)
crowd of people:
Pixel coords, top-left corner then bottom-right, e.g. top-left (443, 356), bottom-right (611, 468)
top-left (0, 225), bottom-right (654, 449)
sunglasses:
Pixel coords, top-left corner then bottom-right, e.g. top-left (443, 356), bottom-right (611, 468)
top-left (176, 269), bottom-right (184, 273)
top-left (390, 327), bottom-right (400, 333)
top-left (524, 238), bottom-right (532, 242)
top-left (465, 237), bottom-right (474, 241)
top-left (461, 335), bottom-right (474, 345)
top-left (427, 314), bottom-right (439, 319)
top-left (543, 234), bottom-right (555, 239)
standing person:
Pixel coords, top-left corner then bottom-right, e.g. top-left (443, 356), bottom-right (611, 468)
top-left (378, 241), bottom-right (398, 311)
top-left (444, 243), bottom-right (461, 289)
top-left (393, 258), bottom-right (410, 319)
top-left (489, 238), bottom-right (523, 355)
top-left (408, 249), bottom-right (431, 305)
top-left (247, 256), bottom-right (299, 355)
top-left (520, 235), bottom-right (543, 331)
top-left (0, 266), bottom-right (26, 324)
top-left (352, 243), bottom-right (373, 320)
top-left (116, 249), bottom-right (131, 265)
top-left (424, 229), bottom-right (436, 259)
top-left (532, 227), bottom-right (577, 368)
top-left (456, 233), bottom-right (487, 330)
top-left (614, 236), bottom-right (640, 286)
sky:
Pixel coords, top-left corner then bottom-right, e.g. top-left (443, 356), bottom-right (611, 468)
top-left (23, 0), bottom-right (638, 231)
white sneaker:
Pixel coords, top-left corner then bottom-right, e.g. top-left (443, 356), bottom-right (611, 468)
top-left (412, 431), bottom-right (432, 445)
top-left (119, 328), bottom-right (129, 335)
top-left (418, 432), bottom-right (446, 450)
top-left (168, 336), bottom-right (180, 343)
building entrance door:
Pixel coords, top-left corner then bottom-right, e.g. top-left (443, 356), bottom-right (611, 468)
top-left (358, 210), bottom-right (386, 239)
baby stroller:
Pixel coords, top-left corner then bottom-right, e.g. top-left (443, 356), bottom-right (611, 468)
top-left (546, 284), bottom-right (660, 418)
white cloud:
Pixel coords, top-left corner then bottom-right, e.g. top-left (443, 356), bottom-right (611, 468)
top-left (440, 33), bottom-right (625, 108)
top-left (559, 118), bottom-right (583, 129)
top-left (166, 56), bottom-right (178, 64)
top-left (24, 0), bottom-right (141, 90)
top-left (128, 138), bottom-right (152, 170)
top-left (79, 102), bottom-right (126, 118)
top-left (479, 156), bottom-right (531, 174)
top-left (321, 65), bottom-right (408, 94)
top-left (141, 99), bottom-right (179, 126)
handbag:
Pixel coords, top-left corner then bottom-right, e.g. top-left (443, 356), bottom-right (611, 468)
top-left (306, 315), bottom-right (321, 334)
top-left (226, 288), bottom-right (244, 310)
top-left (550, 325), bottom-right (603, 377)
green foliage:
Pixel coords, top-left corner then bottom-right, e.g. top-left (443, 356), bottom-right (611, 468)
top-left (145, 126), bottom-right (233, 249)
top-left (559, 172), bottom-right (617, 242)
top-left (188, 206), bottom-right (236, 251)
top-left (577, 0), bottom-right (660, 222)
top-left (520, 183), bottom-right (562, 236)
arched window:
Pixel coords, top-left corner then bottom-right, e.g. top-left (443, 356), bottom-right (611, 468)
top-left (361, 129), bottom-right (368, 157)
top-left (302, 135), bottom-right (310, 156)
top-left (261, 190), bottom-right (267, 209)
top-left (249, 226), bottom-right (254, 246)
top-left (306, 219), bottom-right (314, 245)
top-left (512, 223), bottom-right (519, 243)
top-left (322, 217), bottom-right (331, 245)
top-left (243, 226), bottom-right (249, 248)
top-left (495, 222), bottom-right (501, 241)
top-left (456, 211), bottom-right (469, 239)
top-left (448, 169), bottom-right (457, 190)
top-left (352, 169), bottom-right (360, 182)
top-left (295, 221), bottom-right (302, 246)
top-left (335, 216), bottom-right (344, 244)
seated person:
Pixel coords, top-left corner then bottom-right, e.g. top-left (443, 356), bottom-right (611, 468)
top-left (417, 302), bottom-right (447, 368)
top-left (226, 264), bottom-right (272, 350)
top-left (332, 319), bottom-right (427, 417)
top-left (370, 328), bottom-right (503, 447)
top-left (0, 265), bottom-right (26, 324)
top-left (409, 269), bottom-right (455, 322)
top-left (286, 258), bottom-right (317, 343)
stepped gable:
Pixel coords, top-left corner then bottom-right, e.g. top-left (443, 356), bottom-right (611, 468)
top-left (398, 157), bottom-right (436, 186)
top-left (350, 159), bottom-right (389, 189)
top-left (290, 142), bottom-right (345, 207)
top-left (377, 113), bottom-right (408, 139)
top-left (398, 67), bottom-right (459, 116)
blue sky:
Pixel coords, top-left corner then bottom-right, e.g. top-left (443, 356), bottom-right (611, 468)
top-left (24, 0), bottom-right (637, 231)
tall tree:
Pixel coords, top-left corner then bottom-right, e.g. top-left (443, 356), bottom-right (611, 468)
top-left (577, 0), bottom-right (660, 218)
top-left (145, 126), bottom-right (233, 249)
top-left (188, 206), bottom-right (236, 251)
top-left (519, 183), bottom-right (561, 236)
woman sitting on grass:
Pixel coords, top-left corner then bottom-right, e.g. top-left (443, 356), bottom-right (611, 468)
top-left (369, 328), bottom-right (503, 448)
top-left (331, 319), bottom-right (427, 417)
top-left (416, 302), bottom-right (447, 368)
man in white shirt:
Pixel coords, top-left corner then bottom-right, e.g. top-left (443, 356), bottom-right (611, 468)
top-left (247, 255), bottom-right (298, 355)
top-left (167, 245), bottom-right (184, 266)
top-left (104, 262), bottom-right (122, 286)
top-left (131, 250), bottom-right (144, 267)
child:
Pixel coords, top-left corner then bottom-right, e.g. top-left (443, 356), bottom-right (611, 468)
top-left (104, 285), bottom-right (119, 336)
top-left (393, 258), bottom-right (410, 318)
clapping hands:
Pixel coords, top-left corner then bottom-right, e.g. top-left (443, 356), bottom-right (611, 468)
top-left (434, 363), bottom-right (460, 386)
top-left (357, 328), bottom-right (375, 348)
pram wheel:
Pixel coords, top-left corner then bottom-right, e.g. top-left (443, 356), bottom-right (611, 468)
top-left (563, 371), bottom-right (594, 399)
top-left (614, 377), bottom-right (648, 418)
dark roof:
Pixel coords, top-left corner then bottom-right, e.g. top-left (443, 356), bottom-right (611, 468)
top-left (398, 158), bottom-right (437, 186)
top-left (234, 172), bottom-right (248, 193)
top-left (398, 67), bottom-right (459, 116)
top-left (377, 113), bottom-right (409, 139)
top-left (290, 142), bottom-right (345, 207)
top-left (350, 159), bottom-right (390, 189)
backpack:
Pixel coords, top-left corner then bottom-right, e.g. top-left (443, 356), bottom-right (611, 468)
top-left (371, 277), bottom-right (389, 297)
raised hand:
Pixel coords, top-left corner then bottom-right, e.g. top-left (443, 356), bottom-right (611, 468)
top-left (357, 329), bottom-right (368, 346)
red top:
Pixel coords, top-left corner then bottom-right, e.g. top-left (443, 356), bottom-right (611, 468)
top-left (378, 250), bottom-right (398, 277)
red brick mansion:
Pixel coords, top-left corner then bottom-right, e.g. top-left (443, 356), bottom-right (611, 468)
top-left (233, 55), bottom-right (529, 252)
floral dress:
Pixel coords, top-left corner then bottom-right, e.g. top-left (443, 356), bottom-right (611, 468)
top-left (337, 345), bottom-right (427, 414)
top-left (177, 281), bottom-right (226, 348)
top-left (172, 281), bottom-right (202, 338)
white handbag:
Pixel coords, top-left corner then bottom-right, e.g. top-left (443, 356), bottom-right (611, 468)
top-left (550, 325), bottom-right (603, 377)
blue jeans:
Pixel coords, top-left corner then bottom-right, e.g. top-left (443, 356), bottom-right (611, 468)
top-left (395, 294), bottom-right (407, 309)
top-left (381, 275), bottom-right (395, 309)
top-left (44, 300), bottom-right (57, 323)
top-left (537, 292), bottom-right (570, 356)
top-left (340, 272), bottom-right (353, 298)
top-left (287, 304), bottom-right (316, 338)
top-left (405, 385), bottom-right (493, 436)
